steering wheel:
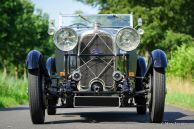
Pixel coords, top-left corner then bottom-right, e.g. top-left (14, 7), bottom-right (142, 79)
top-left (69, 23), bottom-right (88, 28)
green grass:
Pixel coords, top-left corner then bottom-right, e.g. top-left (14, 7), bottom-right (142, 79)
top-left (0, 73), bottom-right (28, 107)
top-left (166, 90), bottom-right (194, 110)
top-left (166, 76), bottom-right (194, 110)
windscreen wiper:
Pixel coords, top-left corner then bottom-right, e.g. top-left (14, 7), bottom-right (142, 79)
top-left (112, 14), bottom-right (128, 22)
top-left (78, 14), bottom-right (91, 23)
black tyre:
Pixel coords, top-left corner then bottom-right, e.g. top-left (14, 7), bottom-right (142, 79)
top-left (66, 96), bottom-right (74, 108)
top-left (47, 98), bottom-right (57, 115)
top-left (137, 105), bottom-right (146, 115)
top-left (47, 106), bottom-right (56, 115)
top-left (135, 57), bottom-right (147, 115)
top-left (28, 70), bottom-right (45, 124)
top-left (149, 68), bottom-right (166, 123)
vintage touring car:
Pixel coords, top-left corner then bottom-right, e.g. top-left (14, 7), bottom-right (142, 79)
top-left (26, 14), bottom-right (168, 124)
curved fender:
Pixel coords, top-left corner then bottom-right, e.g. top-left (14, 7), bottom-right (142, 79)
top-left (136, 56), bottom-right (146, 92)
top-left (46, 57), bottom-right (56, 76)
top-left (137, 56), bottom-right (146, 77)
top-left (26, 50), bottom-right (43, 70)
top-left (149, 49), bottom-right (168, 68)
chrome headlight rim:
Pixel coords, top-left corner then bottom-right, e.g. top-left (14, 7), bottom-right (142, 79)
top-left (115, 27), bottom-right (140, 51)
top-left (54, 27), bottom-right (78, 51)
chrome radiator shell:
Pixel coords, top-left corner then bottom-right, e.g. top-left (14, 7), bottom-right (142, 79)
top-left (77, 31), bottom-right (116, 91)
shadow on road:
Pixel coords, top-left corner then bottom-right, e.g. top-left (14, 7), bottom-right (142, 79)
top-left (164, 112), bottom-right (194, 123)
top-left (45, 111), bottom-right (194, 124)
top-left (1, 106), bottom-right (194, 124)
top-left (46, 111), bottom-right (149, 124)
top-left (0, 106), bottom-right (29, 111)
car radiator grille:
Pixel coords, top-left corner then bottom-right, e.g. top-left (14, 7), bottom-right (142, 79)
top-left (78, 33), bottom-right (115, 90)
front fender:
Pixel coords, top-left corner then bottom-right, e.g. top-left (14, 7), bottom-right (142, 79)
top-left (46, 57), bottom-right (56, 76)
top-left (137, 56), bottom-right (146, 77)
top-left (149, 49), bottom-right (168, 68)
top-left (151, 49), bottom-right (168, 68)
top-left (26, 50), bottom-right (43, 70)
top-left (135, 56), bottom-right (146, 92)
top-left (144, 49), bottom-right (167, 78)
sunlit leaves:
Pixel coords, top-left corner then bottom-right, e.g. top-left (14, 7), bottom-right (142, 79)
top-left (0, 0), bottom-right (53, 76)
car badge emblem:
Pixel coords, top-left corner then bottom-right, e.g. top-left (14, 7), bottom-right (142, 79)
top-left (90, 48), bottom-right (102, 55)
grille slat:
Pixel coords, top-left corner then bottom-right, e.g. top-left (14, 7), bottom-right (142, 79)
top-left (79, 33), bottom-right (114, 90)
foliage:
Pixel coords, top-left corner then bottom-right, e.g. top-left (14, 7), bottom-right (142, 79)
top-left (78, 0), bottom-right (194, 79)
top-left (167, 45), bottom-right (194, 78)
top-left (0, 73), bottom-right (28, 107)
top-left (77, 0), bottom-right (194, 53)
top-left (0, 0), bottom-right (53, 77)
top-left (160, 30), bottom-right (194, 54)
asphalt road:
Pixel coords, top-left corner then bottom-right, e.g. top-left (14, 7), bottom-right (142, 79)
top-left (0, 105), bottom-right (194, 129)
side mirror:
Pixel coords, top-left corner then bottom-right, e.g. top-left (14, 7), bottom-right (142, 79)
top-left (136, 17), bottom-right (144, 35)
top-left (48, 19), bottom-right (55, 35)
top-left (137, 17), bottom-right (142, 27)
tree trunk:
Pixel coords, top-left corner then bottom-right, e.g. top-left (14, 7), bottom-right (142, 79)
top-left (144, 50), bottom-right (149, 62)
top-left (15, 65), bottom-right (18, 79)
top-left (3, 66), bottom-right (7, 77)
top-left (23, 64), bottom-right (27, 80)
top-left (3, 60), bottom-right (7, 78)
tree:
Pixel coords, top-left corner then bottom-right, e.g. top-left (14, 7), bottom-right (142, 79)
top-left (0, 0), bottom-right (53, 78)
top-left (77, 0), bottom-right (194, 54)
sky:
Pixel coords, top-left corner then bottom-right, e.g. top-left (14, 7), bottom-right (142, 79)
top-left (31, 0), bottom-right (98, 27)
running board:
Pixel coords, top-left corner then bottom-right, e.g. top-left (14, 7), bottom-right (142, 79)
top-left (74, 96), bottom-right (120, 107)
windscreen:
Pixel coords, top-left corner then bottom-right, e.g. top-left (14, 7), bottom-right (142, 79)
top-left (59, 14), bottom-right (133, 28)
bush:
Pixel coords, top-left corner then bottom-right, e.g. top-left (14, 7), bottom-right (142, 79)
top-left (167, 45), bottom-right (194, 79)
top-left (0, 73), bottom-right (28, 107)
top-left (160, 30), bottom-right (194, 54)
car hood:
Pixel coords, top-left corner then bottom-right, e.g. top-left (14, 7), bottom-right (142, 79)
top-left (75, 27), bottom-right (119, 39)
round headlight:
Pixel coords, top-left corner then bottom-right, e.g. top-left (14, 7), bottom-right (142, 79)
top-left (54, 27), bottom-right (78, 51)
top-left (116, 27), bottom-right (140, 51)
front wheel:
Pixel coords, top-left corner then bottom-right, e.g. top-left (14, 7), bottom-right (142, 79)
top-left (135, 57), bottom-right (147, 115)
top-left (137, 105), bottom-right (146, 115)
top-left (65, 96), bottom-right (74, 108)
top-left (28, 70), bottom-right (45, 124)
top-left (47, 98), bottom-right (58, 115)
top-left (47, 106), bottom-right (56, 115)
top-left (149, 68), bottom-right (166, 123)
